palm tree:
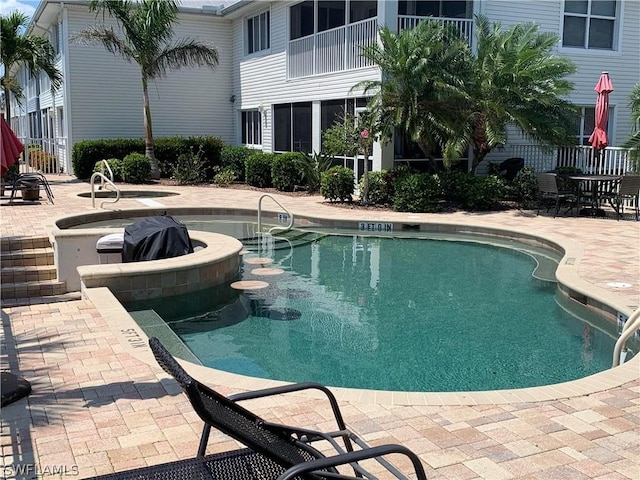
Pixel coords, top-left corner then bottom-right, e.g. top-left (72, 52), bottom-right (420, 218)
top-left (1, 11), bottom-right (62, 123)
top-left (463, 16), bottom-right (578, 173)
top-left (358, 20), bottom-right (473, 172)
top-left (622, 83), bottom-right (640, 170)
top-left (74, 0), bottom-right (219, 179)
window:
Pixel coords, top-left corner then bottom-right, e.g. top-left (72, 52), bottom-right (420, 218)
top-left (246, 10), bottom-right (270, 54)
top-left (563, 0), bottom-right (617, 49)
top-left (274, 103), bottom-right (312, 152)
top-left (398, 0), bottom-right (471, 18)
top-left (320, 97), bottom-right (369, 150)
top-left (350, 1), bottom-right (377, 22)
top-left (318, 1), bottom-right (345, 32)
top-left (574, 106), bottom-right (614, 145)
top-left (51, 21), bottom-right (60, 55)
top-left (241, 110), bottom-right (262, 146)
top-left (290, 1), bottom-right (315, 40)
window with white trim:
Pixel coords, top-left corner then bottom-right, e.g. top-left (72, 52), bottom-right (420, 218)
top-left (246, 10), bottom-right (270, 55)
top-left (241, 110), bottom-right (262, 146)
top-left (562, 0), bottom-right (618, 50)
top-left (574, 105), bottom-right (614, 145)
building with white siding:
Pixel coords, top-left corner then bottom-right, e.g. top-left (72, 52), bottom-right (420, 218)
top-left (8, 0), bottom-right (639, 176)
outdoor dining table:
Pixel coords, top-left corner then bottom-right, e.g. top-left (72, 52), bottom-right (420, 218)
top-left (558, 173), bottom-right (621, 217)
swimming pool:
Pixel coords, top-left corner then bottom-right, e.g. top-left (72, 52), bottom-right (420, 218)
top-left (125, 229), bottom-right (626, 392)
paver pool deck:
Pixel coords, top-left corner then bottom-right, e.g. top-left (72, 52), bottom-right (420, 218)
top-left (1, 175), bottom-right (639, 479)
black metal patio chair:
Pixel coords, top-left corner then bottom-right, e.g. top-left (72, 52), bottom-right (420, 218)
top-left (144, 338), bottom-right (426, 480)
top-left (87, 338), bottom-right (427, 480)
top-left (601, 175), bottom-right (640, 221)
top-left (536, 172), bottom-right (577, 218)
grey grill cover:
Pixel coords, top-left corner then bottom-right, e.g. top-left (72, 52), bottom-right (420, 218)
top-left (122, 215), bottom-right (194, 263)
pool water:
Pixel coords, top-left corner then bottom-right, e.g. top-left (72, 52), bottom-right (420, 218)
top-left (128, 233), bottom-right (619, 392)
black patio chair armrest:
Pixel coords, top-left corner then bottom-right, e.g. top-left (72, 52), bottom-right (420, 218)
top-left (276, 444), bottom-right (428, 480)
top-left (228, 382), bottom-right (348, 432)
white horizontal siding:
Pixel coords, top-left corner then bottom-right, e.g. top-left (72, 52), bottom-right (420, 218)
top-left (66, 6), bottom-right (234, 146)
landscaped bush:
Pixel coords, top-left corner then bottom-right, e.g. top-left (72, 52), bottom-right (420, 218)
top-left (73, 139), bottom-right (144, 179)
top-left (272, 152), bottom-right (306, 192)
top-left (391, 172), bottom-right (440, 212)
top-left (213, 166), bottom-right (237, 187)
top-left (221, 145), bottom-right (254, 182)
top-left (28, 146), bottom-right (57, 172)
top-left (245, 152), bottom-right (275, 188)
top-left (171, 148), bottom-right (207, 184)
top-left (155, 136), bottom-right (224, 180)
top-left (93, 158), bottom-right (123, 182)
top-left (512, 166), bottom-right (538, 208)
top-left (438, 169), bottom-right (471, 202)
top-left (120, 153), bottom-right (151, 183)
top-left (320, 166), bottom-right (354, 202)
top-left (460, 174), bottom-right (507, 210)
top-left (359, 170), bottom-right (390, 205)
top-left (294, 152), bottom-right (334, 193)
top-left (72, 136), bottom-right (224, 180)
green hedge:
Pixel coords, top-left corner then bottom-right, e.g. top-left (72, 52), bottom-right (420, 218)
top-left (245, 152), bottom-right (275, 188)
top-left (320, 166), bottom-right (354, 202)
top-left (392, 173), bottom-right (440, 212)
top-left (221, 145), bottom-right (254, 182)
top-left (272, 152), bottom-right (306, 191)
top-left (121, 153), bottom-right (151, 184)
top-left (72, 136), bottom-right (224, 180)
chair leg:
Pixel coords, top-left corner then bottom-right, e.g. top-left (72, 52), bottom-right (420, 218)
top-left (197, 424), bottom-right (211, 458)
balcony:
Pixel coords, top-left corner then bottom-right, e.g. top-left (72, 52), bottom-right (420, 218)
top-left (398, 15), bottom-right (474, 45)
top-left (288, 17), bottom-right (377, 79)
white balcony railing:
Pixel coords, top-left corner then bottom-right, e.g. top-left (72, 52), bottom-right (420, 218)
top-left (288, 18), bottom-right (376, 79)
top-left (508, 144), bottom-right (633, 175)
top-left (398, 15), bottom-right (474, 44)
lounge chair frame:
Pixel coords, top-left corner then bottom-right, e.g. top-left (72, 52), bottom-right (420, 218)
top-left (149, 337), bottom-right (427, 480)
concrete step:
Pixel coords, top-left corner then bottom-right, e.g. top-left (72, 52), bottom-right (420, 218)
top-left (0, 246), bottom-right (54, 267)
top-left (1, 279), bottom-right (68, 300)
top-left (1, 264), bottom-right (57, 284)
top-left (1, 292), bottom-right (82, 308)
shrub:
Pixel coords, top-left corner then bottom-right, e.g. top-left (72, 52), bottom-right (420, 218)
top-left (245, 152), bottom-right (275, 188)
top-left (155, 136), bottom-right (224, 180)
top-left (221, 145), bottom-right (254, 182)
top-left (392, 173), bottom-right (440, 212)
top-left (512, 166), bottom-right (538, 208)
top-left (320, 166), bottom-right (354, 202)
top-left (28, 148), bottom-right (57, 172)
top-left (359, 170), bottom-right (390, 205)
top-left (93, 158), bottom-right (123, 182)
top-left (72, 136), bottom-right (224, 180)
top-left (294, 152), bottom-right (334, 193)
top-left (213, 166), bottom-right (237, 187)
top-left (171, 148), bottom-right (207, 184)
top-left (272, 152), bottom-right (306, 191)
top-left (438, 169), bottom-right (470, 202)
top-left (73, 139), bottom-right (143, 179)
top-left (460, 174), bottom-right (507, 210)
top-left (121, 153), bottom-right (151, 183)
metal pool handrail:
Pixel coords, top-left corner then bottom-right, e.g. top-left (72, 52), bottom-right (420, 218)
top-left (612, 307), bottom-right (640, 367)
top-left (90, 172), bottom-right (121, 209)
top-left (257, 194), bottom-right (294, 234)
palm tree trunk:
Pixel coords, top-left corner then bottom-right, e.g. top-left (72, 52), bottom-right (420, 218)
top-left (3, 85), bottom-right (12, 123)
top-left (141, 74), bottom-right (160, 179)
top-left (416, 138), bottom-right (439, 173)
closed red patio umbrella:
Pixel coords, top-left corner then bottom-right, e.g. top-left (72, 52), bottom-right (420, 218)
top-left (1, 115), bottom-right (24, 176)
top-left (588, 71), bottom-right (614, 151)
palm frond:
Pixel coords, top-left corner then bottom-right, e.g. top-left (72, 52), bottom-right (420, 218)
top-left (149, 40), bottom-right (219, 78)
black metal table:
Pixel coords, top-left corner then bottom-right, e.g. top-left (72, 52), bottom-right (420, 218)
top-left (558, 174), bottom-right (621, 217)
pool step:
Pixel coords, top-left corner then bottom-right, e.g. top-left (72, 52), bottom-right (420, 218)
top-left (0, 235), bottom-right (73, 306)
top-left (240, 231), bottom-right (327, 252)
